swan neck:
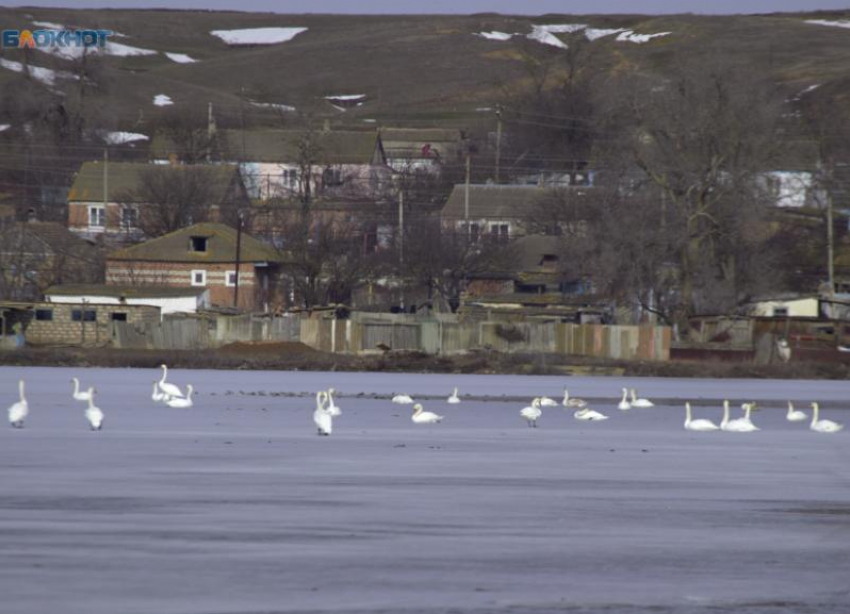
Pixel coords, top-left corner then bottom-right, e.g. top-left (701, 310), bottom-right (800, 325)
top-left (721, 402), bottom-right (729, 426)
top-left (811, 403), bottom-right (819, 426)
top-left (19, 379), bottom-right (25, 400)
top-left (685, 403), bottom-right (692, 425)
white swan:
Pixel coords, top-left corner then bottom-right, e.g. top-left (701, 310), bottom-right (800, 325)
top-left (412, 403), bottom-right (443, 424)
top-left (539, 396), bottom-right (559, 408)
top-left (721, 400), bottom-right (759, 432)
top-left (165, 385), bottom-right (194, 408)
top-left (810, 402), bottom-right (844, 433)
top-left (326, 388), bottom-right (342, 417)
top-left (71, 377), bottom-right (93, 402)
top-left (84, 388), bottom-right (104, 431)
top-left (313, 391), bottom-right (332, 436)
top-left (392, 393), bottom-right (414, 404)
top-left (447, 387), bottom-right (461, 404)
top-left (151, 381), bottom-right (168, 403)
top-left (684, 402), bottom-right (719, 431)
top-left (520, 398), bottom-right (542, 427)
top-left (618, 387), bottom-right (631, 411)
top-left (158, 364), bottom-right (185, 399)
top-left (562, 388), bottom-right (587, 408)
top-left (630, 388), bottom-right (654, 408)
top-left (786, 401), bottom-right (807, 422)
top-left (7, 380), bottom-right (28, 429)
top-left (574, 407), bottom-right (608, 421)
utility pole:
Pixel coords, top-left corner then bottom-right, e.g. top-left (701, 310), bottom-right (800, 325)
top-left (464, 152), bottom-right (471, 233)
top-left (398, 190), bottom-right (404, 311)
top-left (494, 105), bottom-right (503, 184)
top-left (827, 188), bottom-right (836, 321)
top-left (233, 210), bottom-right (243, 310)
top-left (102, 149), bottom-right (108, 229)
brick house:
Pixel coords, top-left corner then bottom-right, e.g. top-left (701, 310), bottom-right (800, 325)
top-left (151, 128), bottom-right (391, 203)
top-left (0, 221), bottom-right (101, 301)
top-left (105, 222), bottom-right (285, 312)
top-left (67, 162), bottom-right (248, 242)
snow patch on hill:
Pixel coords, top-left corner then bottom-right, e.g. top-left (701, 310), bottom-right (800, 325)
top-left (0, 58), bottom-right (76, 87)
top-left (805, 19), bottom-right (850, 29)
top-left (165, 52), bottom-right (197, 64)
top-left (153, 94), bottom-right (173, 107)
top-left (210, 27), bottom-right (307, 45)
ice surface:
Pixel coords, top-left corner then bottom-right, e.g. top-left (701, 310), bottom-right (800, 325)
top-left (0, 366), bottom-right (848, 614)
top-left (153, 94), bottom-right (173, 107)
top-left (210, 27), bottom-right (308, 45)
top-left (164, 52), bottom-right (197, 64)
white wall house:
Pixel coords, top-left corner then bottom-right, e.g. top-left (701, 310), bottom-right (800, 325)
top-left (44, 285), bottom-right (210, 316)
top-left (747, 296), bottom-right (820, 318)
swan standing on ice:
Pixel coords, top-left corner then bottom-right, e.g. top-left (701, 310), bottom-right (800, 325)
top-left (539, 396), bottom-right (559, 408)
top-left (618, 388), bottom-right (631, 411)
top-left (165, 385), bottom-right (194, 408)
top-left (313, 391), bottom-right (332, 436)
top-left (684, 402), bottom-right (719, 431)
top-left (392, 394), bottom-right (414, 404)
top-left (151, 381), bottom-right (168, 403)
top-left (574, 407), bottom-right (608, 421)
top-left (7, 380), bottom-right (28, 429)
top-left (412, 403), bottom-right (443, 424)
top-left (810, 403), bottom-right (844, 433)
top-left (71, 377), bottom-right (93, 402)
top-left (325, 388), bottom-right (342, 417)
top-left (158, 364), bottom-right (185, 399)
top-left (447, 387), bottom-right (461, 404)
top-left (721, 400), bottom-right (759, 432)
top-left (84, 388), bottom-right (104, 431)
top-left (786, 401), bottom-right (807, 422)
top-left (562, 388), bottom-right (587, 408)
top-left (520, 398), bottom-right (542, 427)
top-left (630, 389), bottom-right (654, 408)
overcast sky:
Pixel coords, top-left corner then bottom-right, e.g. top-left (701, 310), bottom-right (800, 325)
top-left (4, 1), bottom-right (850, 15)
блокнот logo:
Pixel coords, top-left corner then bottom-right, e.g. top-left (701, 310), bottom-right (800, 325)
top-left (2, 29), bottom-right (112, 50)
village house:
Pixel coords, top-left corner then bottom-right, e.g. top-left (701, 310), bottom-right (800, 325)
top-left (440, 184), bottom-right (593, 241)
top-left (150, 128), bottom-right (391, 203)
top-left (0, 221), bottom-right (101, 301)
top-left (105, 223), bottom-right (286, 312)
top-left (379, 127), bottom-right (464, 174)
top-left (66, 162), bottom-right (249, 243)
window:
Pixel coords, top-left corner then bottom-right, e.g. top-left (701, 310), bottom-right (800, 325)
top-left (111, 312), bottom-right (127, 322)
top-left (773, 306), bottom-right (789, 317)
top-left (225, 270), bottom-right (238, 287)
top-left (283, 169), bottom-right (298, 188)
top-left (490, 223), bottom-right (509, 242)
top-left (71, 309), bottom-right (97, 322)
top-left (35, 309), bottom-right (53, 321)
top-left (322, 167), bottom-right (343, 187)
top-left (191, 269), bottom-right (207, 286)
top-left (120, 206), bottom-right (138, 230)
top-left (88, 206), bottom-right (105, 228)
top-left (190, 236), bottom-right (208, 252)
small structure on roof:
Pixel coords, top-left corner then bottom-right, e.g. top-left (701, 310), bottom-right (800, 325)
top-left (379, 127), bottom-right (463, 174)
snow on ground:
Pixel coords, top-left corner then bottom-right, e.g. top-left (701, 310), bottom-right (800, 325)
top-left (617, 30), bottom-right (672, 43)
top-left (806, 19), bottom-right (850, 29)
top-left (153, 94), bottom-right (173, 107)
top-left (585, 27), bottom-right (626, 40)
top-left (250, 101), bottom-right (295, 112)
top-left (0, 124), bottom-right (10, 132)
top-left (0, 58), bottom-right (76, 87)
top-left (31, 20), bottom-right (64, 29)
top-left (210, 27), bottom-right (308, 45)
top-left (527, 24), bottom-right (587, 49)
top-left (39, 39), bottom-right (158, 60)
top-left (324, 94), bottom-right (366, 101)
top-left (164, 52), bottom-right (197, 64)
top-left (102, 131), bottom-right (149, 145)
top-left (0, 366), bottom-right (848, 614)
top-left (476, 31), bottom-right (514, 41)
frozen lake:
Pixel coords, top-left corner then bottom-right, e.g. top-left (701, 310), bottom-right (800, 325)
top-left (1, 366), bottom-right (848, 614)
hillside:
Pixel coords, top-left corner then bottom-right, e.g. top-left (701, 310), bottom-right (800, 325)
top-left (1, 7), bottom-right (850, 135)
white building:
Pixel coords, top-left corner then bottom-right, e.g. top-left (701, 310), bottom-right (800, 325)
top-left (44, 284), bottom-right (209, 316)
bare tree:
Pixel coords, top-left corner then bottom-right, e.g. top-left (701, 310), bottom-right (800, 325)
top-left (155, 105), bottom-right (218, 164)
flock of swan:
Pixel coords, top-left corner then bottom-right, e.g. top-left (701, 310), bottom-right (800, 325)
top-left (4, 369), bottom-right (845, 436)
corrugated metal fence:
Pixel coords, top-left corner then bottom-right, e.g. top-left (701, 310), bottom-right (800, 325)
top-left (112, 312), bottom-right (670, 361)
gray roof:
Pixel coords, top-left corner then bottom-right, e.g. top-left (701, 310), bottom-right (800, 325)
top-left (442, 184), bottom-right (588, 220)
top-left (45, 284), bottom-right (207, 298)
